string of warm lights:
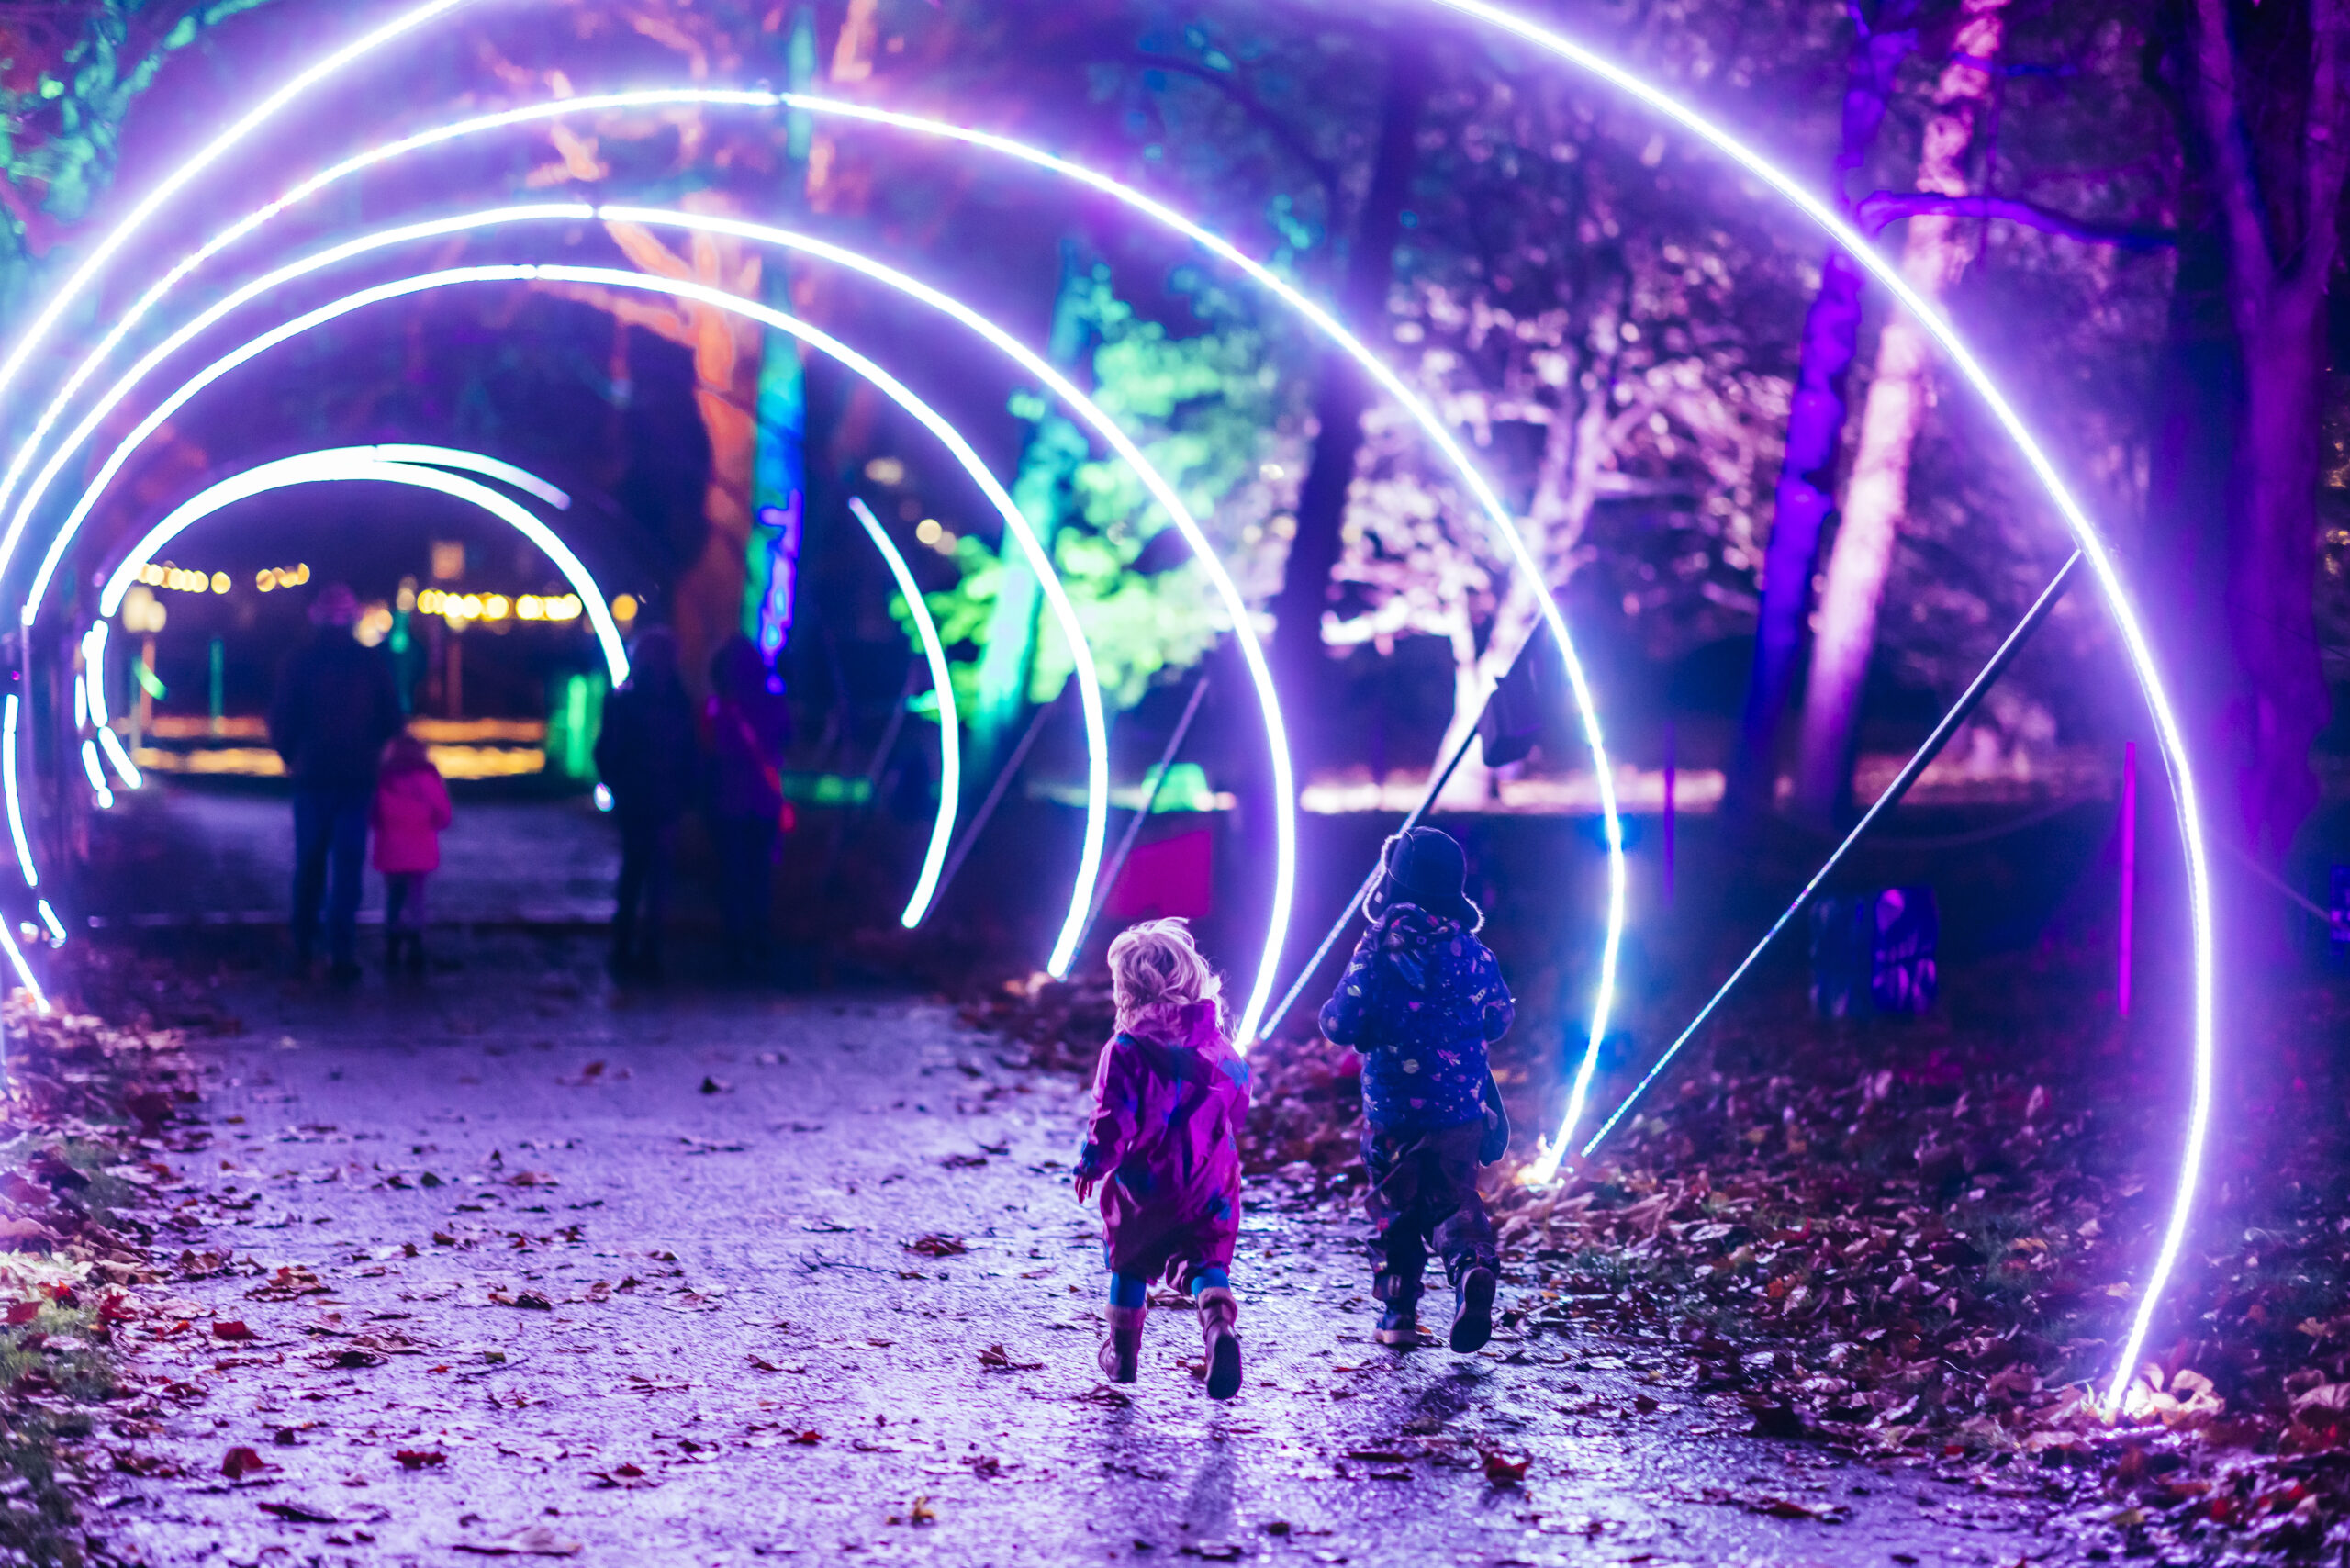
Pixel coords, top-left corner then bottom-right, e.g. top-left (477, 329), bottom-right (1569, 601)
top-left (413, 588), bottom-right (584, 623)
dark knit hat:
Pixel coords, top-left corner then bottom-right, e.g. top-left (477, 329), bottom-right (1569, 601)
top-left (1364, 825), bottom-right (1483, 931)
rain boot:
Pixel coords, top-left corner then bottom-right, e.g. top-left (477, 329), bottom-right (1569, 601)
top-left (1196, 1286), bottom-right (1242, 1400)
top-left (1373, 1271), bottom-right (1421, 1347)
top-left (1449, 1265), bottom-right (1496, 1353)
top-left (1099, 1304), bottom-right (1146, 1383)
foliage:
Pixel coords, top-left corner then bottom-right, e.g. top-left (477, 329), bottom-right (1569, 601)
top-left (904, 261), bottom-right (1310, 713)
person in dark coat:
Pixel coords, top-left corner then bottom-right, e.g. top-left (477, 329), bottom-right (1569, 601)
top-left (702, 633), bottom-right (791, 976)
top-left (1320, 825), bottom-right (1514, 1354)
top-left (268, 583), bottom-right (404, 981)
top-left (593, 625), bottom-right (698, 978)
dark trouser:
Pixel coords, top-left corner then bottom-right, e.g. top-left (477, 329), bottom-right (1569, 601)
top-left (1362, 1120), bottom-right (1499, 1306)
top-left (384, 873), bottom-right (428, 934)
top-left (291, 787), bottom-right (370, 969)
top-left (710, 813), bottom-right (778, 969)
top-left (612, 817), bottom-right (676, 966)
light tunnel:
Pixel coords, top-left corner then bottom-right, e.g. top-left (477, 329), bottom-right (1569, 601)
top-left (71, 445), bottom-right (961, 932)
top-left (6, 255), bottom-right (1132, 980)
top-left (0, 86), bottom-right (1624, 1053)
top-left (0, 1), bottom-right (2219, 1410)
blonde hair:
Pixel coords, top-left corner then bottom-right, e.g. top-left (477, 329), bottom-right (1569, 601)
top-left (1107, 918), bottom-right (1222, 1035)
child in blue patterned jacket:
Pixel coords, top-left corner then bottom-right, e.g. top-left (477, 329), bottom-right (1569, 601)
top-left (1320, 826), bottom-right (1513, 1352)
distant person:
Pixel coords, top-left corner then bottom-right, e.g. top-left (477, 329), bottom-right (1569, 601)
top-left (703, 633), bottom-right (791, 977)
top-left (1073, 918), bottom-right (1248, 1399)
top-left (268, 583), bottom-right (403, 982)
top-left (372, 733), bottom-right (451, 975)
top-left (594, 626), bottom-right (698, 979)
top-left (1319, 825), bottom-right (1514, 1354)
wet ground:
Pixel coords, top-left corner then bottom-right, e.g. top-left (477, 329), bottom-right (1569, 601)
top-left (89, 932), bottom-right (2118, 1568)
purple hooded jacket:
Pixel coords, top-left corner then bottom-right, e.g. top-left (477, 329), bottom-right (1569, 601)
top-left (1074, 1000), bottom-right (1249, 1286)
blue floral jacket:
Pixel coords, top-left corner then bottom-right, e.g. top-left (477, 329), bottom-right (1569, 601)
top-left (1319, 903), bottom-right (1515, 1131)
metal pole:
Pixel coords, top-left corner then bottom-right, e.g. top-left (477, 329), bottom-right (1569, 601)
top-left (1256, 715), bottom-right (1486, 1043)
top-left (1580, 549), bottom-right (2085, 1159)
top-left (925, 688), bottom-right (1063, 913)
top-left (1072, 675), bottom-right (1209, 957)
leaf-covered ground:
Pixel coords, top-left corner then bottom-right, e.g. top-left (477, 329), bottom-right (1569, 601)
top-left (966, 947), bottom-right (2350, 1562)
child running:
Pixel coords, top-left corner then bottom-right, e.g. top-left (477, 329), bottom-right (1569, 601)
top-left (371, 732), bottom-right (452, 975)
top-left (1073, 919), bottom-right (1249, 1399)
top-left (1320, 825), bottom-right (1514, 1352)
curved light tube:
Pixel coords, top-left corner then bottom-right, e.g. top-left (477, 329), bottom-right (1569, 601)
top-left (15, 262), bottom-right (1112, 986)
top-left (96, 728), bottom-right (141, 792)
top-left (93, 454), bottom-right (630, 685)
top-left (0, 5), bottom-right (2210, 1403)
top-left (1399, 0), bottom-right (2213, 1410)
top-left (10, 206), bottom-right (599, 603)
top-left (0, 0), bottom-right (478, 451)
top-left (0, 910), bottom-right (47, 1014)
top-left (0, 90), bottom-right (1575, 1047)
top-left (597, 206), bottom-right (1290, 1022)
top-left (365, 443), bottom-right (572, 510)
top-left (5, 696), bottom-right (31, 890)
top-left (848, 497), bottom-right (961, 928)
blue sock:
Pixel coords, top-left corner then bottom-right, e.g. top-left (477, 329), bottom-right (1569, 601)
top-left (1107, 1272), bottom-right (1147, 1309)
top-left (1189, 1267), bottom-right (1229, 1296)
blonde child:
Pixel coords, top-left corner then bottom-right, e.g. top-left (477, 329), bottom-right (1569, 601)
top-left (1073, 919), bottom-right (1249, 1398)
top-left (371, 733), bottom-right (451, 974)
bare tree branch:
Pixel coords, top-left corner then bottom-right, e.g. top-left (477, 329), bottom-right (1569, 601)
top-left (2188, 0), bottom-right (2277, 315)
top-left (1130, 51), bottom-right (1338, 197)
top-left (1853, 189), bottom-right (2174, 250)
top-left (2288, 0), bottom-right (2350, 306)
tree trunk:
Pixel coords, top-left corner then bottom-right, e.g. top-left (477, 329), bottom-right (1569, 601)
top-left (1266, 39), bottom-right (1431, 774)
top-left (1726, 4), bottom-right (1919, 822)
top-left (2179, 0), bottom-right (2349, 871)
top-left (1792, 0), bottom-right (2013, 823)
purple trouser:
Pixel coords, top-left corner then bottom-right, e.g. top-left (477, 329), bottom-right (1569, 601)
top-left (1362, 1120), bottom-right (1498, 1306)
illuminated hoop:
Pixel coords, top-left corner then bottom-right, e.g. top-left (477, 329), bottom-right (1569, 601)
top-left (12, 262), bottom-right (1113, 980)
top-left (0, 94), bottom-right (1600, 1050)
top-left (0, 2), bottom-right (2212, 1408)
top-left (848, 498), bottom-right (961, 928)
top-left (3, 204), bottom-right (1288, 1022)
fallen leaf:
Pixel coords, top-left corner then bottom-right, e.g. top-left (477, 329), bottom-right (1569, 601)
top-left (907, 1234), bottom-right (968, 1258)
top-left (210, 1320), bottom-right (258, 1342)
top-left (259, 1500), bottom-right (338, 1523)
top-left (221, 1446), bottom-right (273, 1481)
top-left (1480, 1450), bottom-right (1531, 1485)
top-left (395, 1450), bottom-right (447, 1471)
top-left (977, 1343), bottom-right (1042, 1371)
top-left (587, 1462), bottom-right (659, 1490)
top-left (453, 1524), bottom-right (584, 1557)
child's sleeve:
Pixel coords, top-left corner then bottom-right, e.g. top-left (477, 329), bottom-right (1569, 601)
top-left (1316, 930), bottom-right (1382, 1047)
top-left (1074, 1038), bottom-right (1140, 1180)
top-left (1476, 946), bottom-right (1516, 1042)
top-left (427, 773), bottom-right (453, 830)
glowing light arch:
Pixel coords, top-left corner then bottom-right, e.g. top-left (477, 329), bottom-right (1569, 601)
top-left (9, 262), bottom-right (1118, 980)
top-left (848, 497), bottom-right (962, 928)
top-left (1, 206), bottom-right (1292, 1031)
top-left (0, 4), bottom-right (2210, 1409)
top-left (0, 94), bottom-right (1613, 1050)
top-left (90, 452), bottom-right (631, 678)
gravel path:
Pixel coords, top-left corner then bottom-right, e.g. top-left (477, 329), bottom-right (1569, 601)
top-left (98, 935), bottom-right (2105, 1567)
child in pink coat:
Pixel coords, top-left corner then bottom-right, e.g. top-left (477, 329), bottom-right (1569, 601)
top-left (1073, 918), bottom-right (1249, 1399)
top-left (372, 733), bottom-right (451, 974)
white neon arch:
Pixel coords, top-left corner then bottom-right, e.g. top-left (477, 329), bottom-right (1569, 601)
top-left (91, 453), bottom-right (631, 677)
top-left (849, 497), bottom-right (961, 928)
top-left (0, 5), bottom-right (2212, 1410)
top-left (0, 91), bottom-right (1621, 1052)
top-left (2, 206), bottom-right (1292, 1029)
top-left (12, 263), bottom-right (1114, 980)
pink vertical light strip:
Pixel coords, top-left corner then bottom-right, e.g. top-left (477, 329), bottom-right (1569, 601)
top-left (2119, 740), bottom-right (2137, 1018)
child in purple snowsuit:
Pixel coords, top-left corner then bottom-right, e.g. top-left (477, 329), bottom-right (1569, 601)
top-left (1074, 918), bottom-right (1249, 1399)
top-left (1321, 826), bottom-right (1514, 1353)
